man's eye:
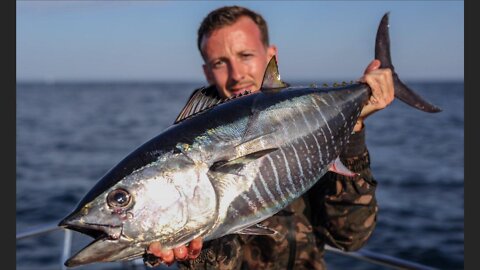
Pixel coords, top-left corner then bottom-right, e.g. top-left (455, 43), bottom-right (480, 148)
top-left (212, 60), bottom-right (225, 68)
top-left (241, 54), bottom-right (253, 59)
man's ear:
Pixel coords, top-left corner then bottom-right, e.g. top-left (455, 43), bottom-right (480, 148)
top-left (267, 45), bottom-right (278, 63)
top-left (203, 64), bottom-right (214, 85)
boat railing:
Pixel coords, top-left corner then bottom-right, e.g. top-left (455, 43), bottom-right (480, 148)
top-left (16, 222), bottom-right (439, 270)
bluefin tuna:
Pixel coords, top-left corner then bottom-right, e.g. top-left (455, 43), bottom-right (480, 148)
top-left (58, 13), bottom-right (441, 267)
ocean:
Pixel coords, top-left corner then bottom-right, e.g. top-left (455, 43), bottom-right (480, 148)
top-left (16, 81), bottom-right (464, 270)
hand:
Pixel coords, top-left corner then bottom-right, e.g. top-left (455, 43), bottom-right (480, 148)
top-left (146, 237), bottom-right (203, 267)
top-left (355, 59), bottom-right (395, 131)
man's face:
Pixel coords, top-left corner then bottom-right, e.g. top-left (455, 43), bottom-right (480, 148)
top-left (200, 16), bottom-right (277, 98)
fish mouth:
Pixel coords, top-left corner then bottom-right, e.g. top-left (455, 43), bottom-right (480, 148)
top-left (58, 209), bottom-right (125, 240)
top-left (58, 217), bottom-right (142, 267)
top-left (61, 221), bottom-right (124, 241)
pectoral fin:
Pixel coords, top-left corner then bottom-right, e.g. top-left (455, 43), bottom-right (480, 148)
top-left (210, 148), bottom-right (278, 175)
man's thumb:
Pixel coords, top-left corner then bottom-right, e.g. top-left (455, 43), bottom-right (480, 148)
top-left (364, 59), bottom-right (381, 74)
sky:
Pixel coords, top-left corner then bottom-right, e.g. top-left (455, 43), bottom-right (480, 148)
top-left (16, 1), bottom-right (464, 82)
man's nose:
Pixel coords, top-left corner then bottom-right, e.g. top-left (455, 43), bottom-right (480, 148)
top-left (228, 61), bottom-right (245, 82)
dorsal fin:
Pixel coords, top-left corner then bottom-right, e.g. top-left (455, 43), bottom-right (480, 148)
top-left (174, 86), bottom-right (254, 124)
top-left (260, 56), bottom-right (289, 90)
top-left (174, 86), bottom-right (226, 124)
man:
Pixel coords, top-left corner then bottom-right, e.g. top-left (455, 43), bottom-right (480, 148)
top-left (145, 5), bottom-right (394, 269)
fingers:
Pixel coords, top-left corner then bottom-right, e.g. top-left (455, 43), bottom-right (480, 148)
top-left (159, 249), bottom-right (175, 265)
top-left (146, 242), bottom-right (182, 266)
top-left (364, 73), bottom-right (384, 107)
top-left (379, 68), bottom-right (394, 105)
top-left (187, 237), bottom-right (203, 259)
top-left (363, 59), bottom-right (381, 75)
top-left (358, 60), bottom-right (380, 83)
top-left (147, 242), bottom-right (163, 256)
top-left (145, 237), bottom-right (204, 267)
top-left (359, 66), bottom-right (394, 119)
top-left (173, 246), bottom-right (188, 260)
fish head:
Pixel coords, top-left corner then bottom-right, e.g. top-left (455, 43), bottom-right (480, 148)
top-left (58, 160), bottom-right (192, 267)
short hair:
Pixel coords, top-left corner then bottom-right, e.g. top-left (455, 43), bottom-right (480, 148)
top-left (197, 6), bottom-right (270, 57)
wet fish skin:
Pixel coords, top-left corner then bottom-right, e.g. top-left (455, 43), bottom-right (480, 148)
top-left (60, 83), bottom-right (368, 267)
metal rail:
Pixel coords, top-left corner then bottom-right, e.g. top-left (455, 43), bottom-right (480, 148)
top-left (324, 245), bottom-right (438, 270)
top-left (16, 222), bottom-right (61, 240)
top-left (17, 223), bottom-right (439, 270)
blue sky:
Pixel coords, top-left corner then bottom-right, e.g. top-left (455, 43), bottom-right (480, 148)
top-left (16, 1), bottom-right (464, 82)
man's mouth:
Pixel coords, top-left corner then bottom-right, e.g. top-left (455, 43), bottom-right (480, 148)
top-left (229, 85), bottom-right (255, 96)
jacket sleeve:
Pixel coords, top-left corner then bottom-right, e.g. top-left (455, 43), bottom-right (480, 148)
top-left (307, 127), bottom-right (378, 251)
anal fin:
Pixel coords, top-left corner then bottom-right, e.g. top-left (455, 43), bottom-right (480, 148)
top-left (235, 223), bottom-right (278, 236)
top-left (328, 157), bottom-right (359, 177)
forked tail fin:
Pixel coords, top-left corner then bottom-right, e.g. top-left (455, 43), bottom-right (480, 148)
top-left (375, 12), bottom-right (441, 113)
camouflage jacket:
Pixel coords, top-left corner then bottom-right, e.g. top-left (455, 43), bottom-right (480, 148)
top-left (175, 127), bottom-right (378, 270)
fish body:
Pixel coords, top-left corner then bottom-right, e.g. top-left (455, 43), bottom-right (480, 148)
top-left (59, 13), bottom-right (440, 267)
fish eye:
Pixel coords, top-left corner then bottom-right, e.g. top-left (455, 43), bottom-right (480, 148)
top-left (107, 188), bottom-right (132, 208)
